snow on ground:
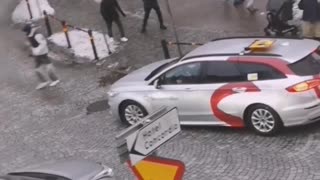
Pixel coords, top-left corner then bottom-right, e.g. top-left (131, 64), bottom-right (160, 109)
top-left (12, 0), bottom-right (55, 23)
top-left (49, 30), bottom-right (118, 61)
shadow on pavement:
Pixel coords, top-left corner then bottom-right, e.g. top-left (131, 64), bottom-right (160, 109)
top-left (181, 120), bottom-right (320, 137)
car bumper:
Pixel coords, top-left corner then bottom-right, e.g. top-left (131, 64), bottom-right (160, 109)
top-left (281, 101), bottom-right (320, 127)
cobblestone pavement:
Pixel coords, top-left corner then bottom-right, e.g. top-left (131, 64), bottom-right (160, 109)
top-left (2, 0), bottom-right (320, 180)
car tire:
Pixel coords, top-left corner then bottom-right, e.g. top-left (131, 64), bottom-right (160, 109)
top-left (119, 100), bottom-right (148, 125)
top-left (245, 104), bottom-right (283, 136)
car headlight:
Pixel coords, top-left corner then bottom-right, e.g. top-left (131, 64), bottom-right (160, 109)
top-left (107, 90), bottom-right (119, 98)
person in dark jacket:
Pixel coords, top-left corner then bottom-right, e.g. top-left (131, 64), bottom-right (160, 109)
top-left (100, 0), bottom-right (128, 42)
top-left (298, 0), bottom-right (320, 39)
top-left (23, 23), bottom-right (60, 90)
top-left (141, 0), bottom-right (167, 33)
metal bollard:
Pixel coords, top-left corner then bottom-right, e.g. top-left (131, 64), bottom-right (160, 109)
top-left (88, 30), bottom-right (99, 61)
top-left (43, 11), bottom-right (52, 36)
top-left (25, 0), bottom-right (33, 19)
top-left (161, 39), bottom-right (170, 59)
top-left (61, 21), bottom-right (71, 48)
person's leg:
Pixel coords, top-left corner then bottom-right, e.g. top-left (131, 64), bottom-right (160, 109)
top-left (114, 18), bottom-right (125, 37)
top-left (46, 64), bottom-right (58, 81)
top-left (246, 0), bottom-right (254, 8)
top-left (46, 63), bottom-right (60, 86)
top-left (106, 20), bottom-right (113, 38)
top-left (34, 56), bottom-right (48, 83)
top-left (35, 64), bottom-right (50, 90)
top-left (141, 7), bottom-right (152, 33)
top-left (154, 6), bottom-right (167, 29)
top-left (246, 0), bottom-right (258, 14)
top-left (302, 21), bottom-right (314, 38)
top-left (35, 66), bottom-right (47, 83)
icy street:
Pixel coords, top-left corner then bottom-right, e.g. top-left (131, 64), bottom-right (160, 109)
top-left (1, 0), bottom-right (320, 180)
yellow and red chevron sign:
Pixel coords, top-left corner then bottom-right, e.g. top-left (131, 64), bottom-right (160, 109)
top-left (128, 156), bottom-right (185, 180)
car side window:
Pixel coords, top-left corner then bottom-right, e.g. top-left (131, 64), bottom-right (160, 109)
top-left (203, 61), bottom-right (245, 83)
top-left (160, 62), bottom-right (202, 85)
top-left (236, 63), bottom-right (286, 80)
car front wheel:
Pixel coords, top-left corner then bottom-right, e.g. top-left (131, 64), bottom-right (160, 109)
top-left (119, 100), bottom-right (148, 125)
top-left (246, 104), bottom-right (283, 136)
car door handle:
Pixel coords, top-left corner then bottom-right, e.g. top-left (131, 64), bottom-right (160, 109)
top-left (169, 96), bottom-right (178, 100)
top-left (232, 87), bottom-right (247, 93)
top-left (148, 95), bottom-right (178, 100)
top-left (185, 88), bottom-right (194, 91)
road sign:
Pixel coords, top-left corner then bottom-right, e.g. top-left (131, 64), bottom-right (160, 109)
top-left (132, 107), bottom-right (180, 155)
top-left (116, 107), bottom-right (181, 165)
top-left (128, 156), bottom-right (185, 180)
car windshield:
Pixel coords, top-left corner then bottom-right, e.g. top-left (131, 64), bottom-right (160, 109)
top-left (288, 49), bottom-right (320, 76)
top-left (144, 59), bottom-right (179, 81)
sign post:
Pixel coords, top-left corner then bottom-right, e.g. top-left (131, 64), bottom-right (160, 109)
top-left (116, 107), bottom-right (185, 179)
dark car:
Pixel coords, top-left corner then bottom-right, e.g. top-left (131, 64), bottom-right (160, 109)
top-left (2, 160), bottom-right (113, 180)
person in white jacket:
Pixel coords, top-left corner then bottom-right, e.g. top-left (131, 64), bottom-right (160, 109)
top-left (23, 23), bottom-right (60, 90)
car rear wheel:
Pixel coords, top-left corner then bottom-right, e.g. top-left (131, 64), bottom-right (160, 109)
top-left (245, 104), bottom-right (283, 136)
top-left (119, 100), bottom-right (148, 125)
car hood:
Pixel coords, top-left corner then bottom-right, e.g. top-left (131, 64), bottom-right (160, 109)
top-left (9, 160), bottom-right (104, 180)
top-left (111, 59), bottom-right (173, 90)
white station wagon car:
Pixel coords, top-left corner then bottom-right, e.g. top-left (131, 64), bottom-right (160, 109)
top-left (108, 36), bottom-right (320, 135)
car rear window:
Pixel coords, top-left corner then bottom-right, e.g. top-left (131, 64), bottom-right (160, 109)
top-left (288, 49), bottom-right (320, 76)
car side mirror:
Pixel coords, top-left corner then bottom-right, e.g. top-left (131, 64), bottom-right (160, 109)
top-left (154, 79), bottom-right (161, 89)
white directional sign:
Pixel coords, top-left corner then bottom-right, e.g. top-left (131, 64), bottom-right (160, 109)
top-left (116, 107), bottom-right (181, 166)
top-left (134, 108), bottom-right (180, 155)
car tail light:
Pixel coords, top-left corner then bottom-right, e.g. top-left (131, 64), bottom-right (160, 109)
top-left (314, 47), bottom-right (320, 54)
top-left (286, 79), bottom-right (320, 92)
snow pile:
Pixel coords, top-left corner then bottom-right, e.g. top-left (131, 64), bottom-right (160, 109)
top-left (49, 30), bottom-right (118, 61)
top-left (12, 0), bottom-right (55, 23)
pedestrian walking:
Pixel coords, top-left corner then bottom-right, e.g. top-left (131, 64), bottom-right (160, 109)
top-left (100, 0), bottom-right (128, 42)
top-left (22, 23), bottom-right (60, 90)
top-left (141, 0), bottom-right (167, 33)
top-left (298, 0), bottom-right (320, 40)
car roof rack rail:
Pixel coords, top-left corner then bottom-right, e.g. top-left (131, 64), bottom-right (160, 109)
top-left (211, 36), bottom-right (304, 42)
top-left (182, 53), bottom-right (281, 61)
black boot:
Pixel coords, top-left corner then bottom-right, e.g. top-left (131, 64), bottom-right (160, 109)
top-left (160, 24), bottom-right (167, 30)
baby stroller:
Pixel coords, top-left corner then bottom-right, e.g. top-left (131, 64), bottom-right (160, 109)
top-left (264, 0), bottom-right (299, 36)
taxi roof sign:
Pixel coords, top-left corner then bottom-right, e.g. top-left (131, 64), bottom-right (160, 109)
top-left (245, 39), bottom-right (276, 51)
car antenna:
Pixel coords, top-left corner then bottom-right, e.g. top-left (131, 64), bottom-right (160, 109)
top-left (165, 0), bottom-right (183, 58)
